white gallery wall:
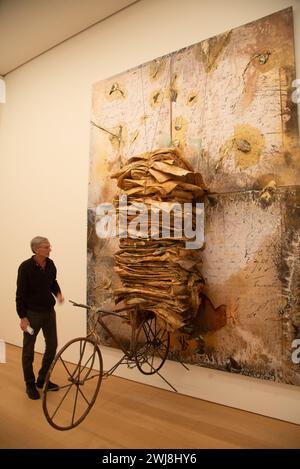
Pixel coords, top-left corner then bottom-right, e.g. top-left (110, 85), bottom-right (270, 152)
top-left (0, 0), bottom-right (300, 424)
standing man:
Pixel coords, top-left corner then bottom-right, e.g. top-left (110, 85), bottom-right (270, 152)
top-left (16, 236), bottom-right (64, 400)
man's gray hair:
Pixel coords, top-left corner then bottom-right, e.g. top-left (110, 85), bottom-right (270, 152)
top-left (30, 236), bottom-right (49, 253)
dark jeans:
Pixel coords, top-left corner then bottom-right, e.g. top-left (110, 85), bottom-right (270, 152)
top-left (22, 309), bottom-right (57, 386)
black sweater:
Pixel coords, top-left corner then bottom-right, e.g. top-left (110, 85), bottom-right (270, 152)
top-left (16, 256), bottom-right (61, 318)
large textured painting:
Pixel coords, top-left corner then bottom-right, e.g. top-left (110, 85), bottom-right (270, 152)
top-left (87, 7), bottom-right (300, 385)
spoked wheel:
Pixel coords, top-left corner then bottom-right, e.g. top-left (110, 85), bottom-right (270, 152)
top-left (43, 337), bottom-right (103, 431)
top-left (134, 315), bottom-right (170, 375)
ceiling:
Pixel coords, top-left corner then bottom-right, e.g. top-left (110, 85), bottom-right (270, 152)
top-left (0, 0), bottom-right (138, 76)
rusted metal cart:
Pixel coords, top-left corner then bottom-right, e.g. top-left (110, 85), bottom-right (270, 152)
top-left (42, 300), bottom-right (182, 431)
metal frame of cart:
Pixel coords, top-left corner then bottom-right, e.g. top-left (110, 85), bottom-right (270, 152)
top-left (42, 300), bottom-right (188, 431)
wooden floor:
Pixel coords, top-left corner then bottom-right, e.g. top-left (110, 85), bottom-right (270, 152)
top-left (0, 343), bottom-right (300, 449)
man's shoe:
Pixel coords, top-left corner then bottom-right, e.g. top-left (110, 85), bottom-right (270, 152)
top-left (37, 379), bottom-right (59, 391)
top-left (26, 384), bottom-right (40, 400)
top-left (47, 381), bottom-right (59, 391)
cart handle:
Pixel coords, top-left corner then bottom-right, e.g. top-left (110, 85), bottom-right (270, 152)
top-left (69, 299), bottom-right (126, 318)
top-left (69, 299), bottom-right (90, 309)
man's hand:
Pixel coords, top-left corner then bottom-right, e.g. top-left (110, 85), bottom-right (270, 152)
top-left (20, 317), bottom-right (29, 331)
top-left (57, 292), bottom-right (64, 304)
